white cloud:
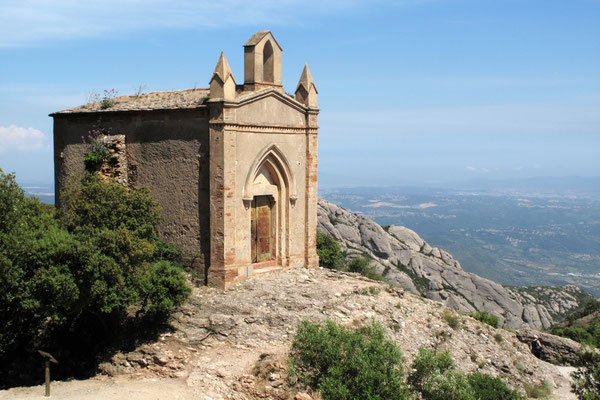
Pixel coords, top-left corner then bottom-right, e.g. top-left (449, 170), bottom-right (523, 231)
top-left (465, 166), bottom-right (491, 173)
top-left (0, 125), bottom-right (48, 152)
top-left (0, 0), bottom-right (423, 47)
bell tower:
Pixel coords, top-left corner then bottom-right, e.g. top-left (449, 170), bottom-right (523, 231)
top-left (243, 30), bottom-right (283, 91)
top-left (206, 30), bottom-right (319, 288)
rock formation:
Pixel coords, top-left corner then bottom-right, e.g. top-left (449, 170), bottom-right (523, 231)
top-left (516, 330), bottom-right (583, 365)
top-left (94, 267), bottom-right (569, 399)
top-left (317, 199), bottom-right (590, 330)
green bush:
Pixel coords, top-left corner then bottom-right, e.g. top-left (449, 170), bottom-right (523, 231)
top-left (0, 170), bottom-right (80, 356)
top-left (443, 310), bottom-right (461, 329)
top-left (468, 372), bottom-right (524, 400)
top-left (469, 311), bottom-right (499, 329)
top-left (317, 232), bottom-right (386, 281)
top-left (0, 170), bottom-right (189, 373)
top-left (408, 348), bottom-right (455, 395)
top-left (83, 151), bottom-right (106, 170)
top-left (553, 325), bottom-right (597, 347)
top-left (408, 347), bottom-right (523, 400)
top-left (137, 260), bottom-right (190, 315)
top-left (348, 256), bottom-right (385, 281)
top-left (289, 320), bottom-right (409, 400)
top-left (316, 232), bottom-right (344, 270)
top-left (523, 381), bottom-right (552, 399)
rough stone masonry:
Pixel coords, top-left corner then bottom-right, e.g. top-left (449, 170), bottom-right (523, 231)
top-left (51, 31), bottom-right (320, 288)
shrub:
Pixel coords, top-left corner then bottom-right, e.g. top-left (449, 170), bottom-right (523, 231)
top-left (513, 360), bottom-right (525, 373)
top-left (523, 380), bottom-right (552, 399)
top-left (316, 232), bottom-right (344, 270)
top-left (408, 348), bottom-right (455, 395)
top-left (137, 260), bottom-right (190, 315)
top-left (552, 299), bottom-right (599, 348)
top-left (443, 310), bottom-right (461, 329)
top-left (553, 326), bottom-right (595, 347)
top-left (289, 320), bottom-right (409, 400)
top-left (469, 311), bottom-right (499, 328)
top-left (99, 88), bottom-right (118, 109)
top-left (316, 232), bottom-right (387, 281)
top-left (468, 372), bottom-right (524, 400)
top-left (348, 256), bottom-right (385, 281)
top-left (81, 127), bottom-right (111, 170)
top-left (0, 169), bottom-right (80, 357)
top-left (571, 351), bottom-right (600, 400)
top-left (408, 347), bottom-right (523, 400)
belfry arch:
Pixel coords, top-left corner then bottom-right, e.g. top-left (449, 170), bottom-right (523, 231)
top-left (263, 40), bottom-right (274, 83)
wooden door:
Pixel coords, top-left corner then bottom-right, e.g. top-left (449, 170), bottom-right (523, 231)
top-left (251, 196), bottom-right (273, 263)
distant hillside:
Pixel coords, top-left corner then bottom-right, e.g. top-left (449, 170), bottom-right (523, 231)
top-left (317, 199), bottom-right (594, 330)
top-left (321, 185), bottom-right (600, 297)
top-left (551, 299), bottom-right (600, 347)
top-left (21, 182), bottom-right (55, 205)
top-left (507, 285), bottom-right (596, 322)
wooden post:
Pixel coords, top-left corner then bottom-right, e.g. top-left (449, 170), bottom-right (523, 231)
top-left (45, 360), bottom-right (50, 397)
top-left (38, 350), bottom-right (58, 398)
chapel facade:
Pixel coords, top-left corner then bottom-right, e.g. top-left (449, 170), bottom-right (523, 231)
top-left (51, 31), bottom-right (319, 288)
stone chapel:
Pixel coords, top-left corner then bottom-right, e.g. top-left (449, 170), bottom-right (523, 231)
top-left (51, 31), bottom-right (319, 288)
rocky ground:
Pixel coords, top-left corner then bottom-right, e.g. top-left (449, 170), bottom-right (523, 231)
top-left (0, 267), bottom-right (576, 400)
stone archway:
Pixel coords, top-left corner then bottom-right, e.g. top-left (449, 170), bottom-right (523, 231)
top-left (244, 145), bottom-right (295, 268)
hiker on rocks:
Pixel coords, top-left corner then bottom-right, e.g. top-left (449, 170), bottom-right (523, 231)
top-left (529, 335), bottom-right (543, 358)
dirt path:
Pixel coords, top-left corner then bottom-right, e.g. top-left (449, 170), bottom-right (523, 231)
top-left (550, 366), bottom-right (577, 400)
top-left (0, 376), bottom-right (195, 400)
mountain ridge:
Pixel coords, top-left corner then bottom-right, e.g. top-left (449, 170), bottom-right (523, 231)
top-left (317, 199), bottom-right (593, 330)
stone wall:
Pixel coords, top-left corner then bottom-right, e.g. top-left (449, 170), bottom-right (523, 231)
top-left (53, 109), bottom-right (211, 265)
top-left (96, 134), bottom-right (128, 186)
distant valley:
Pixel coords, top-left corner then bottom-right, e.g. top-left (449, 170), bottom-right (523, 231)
top-left (22, 182), bottom-right (54, 205)
top-left (321, 177), bottom-right (600, 297)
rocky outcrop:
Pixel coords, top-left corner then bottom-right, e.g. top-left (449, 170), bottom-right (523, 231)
top-left (99, 267), bottom-right (567, 399)
top-left (317, 199), bottom-right (589, 330)
top-left (516, 331), bottom-right (583, 366)
top-left (509, 285), bottom-right (595, 323)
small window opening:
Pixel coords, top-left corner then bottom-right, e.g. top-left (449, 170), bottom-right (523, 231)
top-left (263, 41), bottom-right (274, 83)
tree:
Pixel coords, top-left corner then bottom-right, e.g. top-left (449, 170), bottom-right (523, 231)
top-left (0, 169), bottom-right (80, 357)
top-left (0, 170), bottom-right (190, 379)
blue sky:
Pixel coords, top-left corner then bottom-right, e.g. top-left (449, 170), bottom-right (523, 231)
top-left (1, 0), bottom-right (599, 188)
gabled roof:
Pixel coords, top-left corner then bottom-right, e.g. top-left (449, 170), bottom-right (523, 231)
top-left (50, 88), bottom-right (210, 115)
top-left (243, 30), bottom-right (283, 51)
top-left (234, 87), bottom-right (308, 113)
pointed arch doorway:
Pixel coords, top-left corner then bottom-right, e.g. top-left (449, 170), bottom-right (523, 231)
top-left (244, 145), bottom-right (297, 270)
